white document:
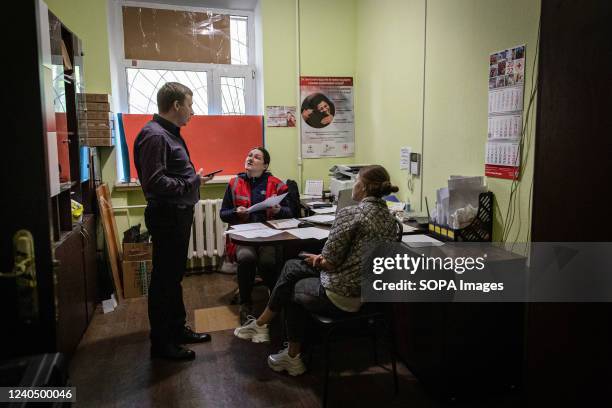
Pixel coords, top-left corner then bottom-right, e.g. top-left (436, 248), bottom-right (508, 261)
top-left (227, 229), bottom-right (284, 238)
top-left (306, 201), bottom-right (328, 206)
top-left (400, 146), bottom-right (411, 170)
top-left (267, 218), bottom-right (301, 229)
top-left (304, 180), bottom-right (324, 197)
top-left (247, 193), bottom-right (288, 213)
top-left (301, 214), bottom-right (336, 223)
top-left (228, 222), bottom-right (269, 231)
top-left (402, 224), bottom-right (418, 233)
top-left (312, 206), bottom-right (337, 214)
top-left (286, 227), bottom-right (330, 240)
top-left (402, 234), bottom-right (444, 247)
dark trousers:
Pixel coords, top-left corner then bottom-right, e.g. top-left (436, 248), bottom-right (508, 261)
top-left (236, 245), bottom-right (277, 305)
top-left (145, 202), bottom-right (194, 347)
top-left (268, 259), bottom-right (349, 342)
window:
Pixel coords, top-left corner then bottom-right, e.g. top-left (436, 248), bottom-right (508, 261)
top-left (112, 2), bottom-right (258, 182)
top-left (115, 3), bottom-right (256, 115)
top-left (126, 68), bottom-right (209, 114)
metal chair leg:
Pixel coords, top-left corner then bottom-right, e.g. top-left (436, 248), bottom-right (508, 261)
top-left (371, 330), bottom-right (379, 365)
top-left (322, 328), bottom-right (334, 408)
top-left (389, 321), bottom-right (399, 395)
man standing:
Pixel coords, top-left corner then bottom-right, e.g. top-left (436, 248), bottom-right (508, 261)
top-left (134, 82), bottom-right (213, 361)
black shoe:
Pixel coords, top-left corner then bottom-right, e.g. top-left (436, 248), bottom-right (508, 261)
top-left (239, 303), bottom-right (254, 325)
top-left (150, 343), bottom-right (196, 361)
top-left (179, 326), bottom-right (211, 344)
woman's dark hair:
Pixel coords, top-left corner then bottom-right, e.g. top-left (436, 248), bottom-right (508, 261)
top-left (358, 165), bottom-right (399, 198)
top-left (301, 93), bottom-right (336, 116)
top-left (253, 146), bottom-right (270, 166)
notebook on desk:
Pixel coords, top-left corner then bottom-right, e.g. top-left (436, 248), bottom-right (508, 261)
top-left (303, 189), bottom-right (358, 226)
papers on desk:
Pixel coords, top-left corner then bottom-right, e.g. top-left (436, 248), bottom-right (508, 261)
top-left (267, 218), bottom-right (301, 229)
top-left (401, 234), bottom-right (444, 247)
top-left (247, 193), bottom-right (288, 213)
top-left (301, 214), bottom-right (335, 224)
top-left (311, 205), bottom-right (336, 214)
top-left (227, 222), bottom-right (268, 231)
top-left (286, 227), bottom-right (330, 240)
top-left (226, 228), bottom-right (284, 238)
top-left (225, 222), bottom-right (285, 238)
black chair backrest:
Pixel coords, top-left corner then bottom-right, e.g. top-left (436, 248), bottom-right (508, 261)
top-left (284, 179), bottom-right (301, 218)
top-left (394, 218), bottom-right (403, 242)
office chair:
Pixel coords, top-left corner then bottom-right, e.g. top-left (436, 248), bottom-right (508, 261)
top-left (308, 304), bottom-right (399, 407)
top-left (307, 219), bottom-right (403, 407)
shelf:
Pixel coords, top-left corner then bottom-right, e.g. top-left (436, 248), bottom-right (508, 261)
top-left (114, 175), bottom-right (233, 192)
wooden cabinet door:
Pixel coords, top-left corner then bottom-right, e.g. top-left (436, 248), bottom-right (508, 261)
top-left (54, 229), bottom-right (87, 355)
top-left (82, 215), bottom-right (98, 322)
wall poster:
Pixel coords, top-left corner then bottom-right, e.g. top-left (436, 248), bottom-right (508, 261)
top-left (300, 76), bottom-right (354, 158)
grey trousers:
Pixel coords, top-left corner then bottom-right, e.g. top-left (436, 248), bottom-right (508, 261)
top-left (268, 259), bottom-right (349, 342)
top-left (236, 245), bottom-right (277, 304)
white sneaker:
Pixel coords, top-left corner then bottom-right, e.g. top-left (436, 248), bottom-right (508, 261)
top-left (267, 346), bottom-right (306, 376)
top-left (233, 316), bottom-right (270, 343)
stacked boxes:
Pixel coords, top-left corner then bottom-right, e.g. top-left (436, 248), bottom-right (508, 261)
top-left (122, 242), bottom-right (153, 298)
top-left (77, 93), bottom-right (115, 147)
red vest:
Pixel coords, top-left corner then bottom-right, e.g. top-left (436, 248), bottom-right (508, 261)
top-left (228, 174), bottom-right (288, 216)
top-left (225, 173), bottom-right (288, 260)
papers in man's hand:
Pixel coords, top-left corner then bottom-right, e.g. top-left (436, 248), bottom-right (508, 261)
top-left (267, 218), bottom-right (301, 229)
top-left (311, 205), bottom-right (336, 214)
top-left (301, 214), bottom-right (335, 224)
top-left (286, 227), bottom-right (330, 240)
top-left (247, 193), bottom-right (288, 213)
top-left (401, 234), bottom-right (444, 247)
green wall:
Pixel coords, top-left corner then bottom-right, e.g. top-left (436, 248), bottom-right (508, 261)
top-left (45, 0), bottom-right (111, 93)
top-left (354, 0), bottom-right (540, 243)
top-left (261, 0), bottom-right (357, 187)
top-left (45, 0), bottom-right (539, 244)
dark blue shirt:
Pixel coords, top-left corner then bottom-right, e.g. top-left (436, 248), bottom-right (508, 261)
top-left (220, 172), bottom-right (292, 224)
top-left (134, 114), bottom-right (200, 206)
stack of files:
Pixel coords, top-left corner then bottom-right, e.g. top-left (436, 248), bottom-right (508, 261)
top-left (267, 218), bottom-right (301, 229)
top-left (311, 206), bottom-right (336, 214)
top-left (300, 214), bottom-right (335, 225)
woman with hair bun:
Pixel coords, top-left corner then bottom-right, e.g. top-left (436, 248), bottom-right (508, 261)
top-left (234, 165), bottom-right (399, 376)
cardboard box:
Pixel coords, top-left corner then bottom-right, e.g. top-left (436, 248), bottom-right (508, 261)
top-left (123, 242), bottom-right (153, 261)
top-left (78, 111), bottom-right (113, 121)
top-left (77, 93), bottom-right (112, 103)
top-left (122, 260), bottom-right (152, 298)
top-left (86, 129), bottom-right (114, 138)
top-left (78, 101), bottom-right (111, 112)
top-left (83, 137), bottom-right (114, 147)
top-left (79, 119), bottom-right (114, 130)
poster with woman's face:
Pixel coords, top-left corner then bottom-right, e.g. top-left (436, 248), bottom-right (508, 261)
top-left (301, 93), bottom-right (336, 129)
top-left (300, 77), bottom-right (354, 158)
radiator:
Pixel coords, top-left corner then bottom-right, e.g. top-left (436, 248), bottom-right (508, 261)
top-left (189, 199), bottom-right (227, 266)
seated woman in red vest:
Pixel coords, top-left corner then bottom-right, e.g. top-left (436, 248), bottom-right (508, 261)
top-left (220, 147), bottom-right (292, 323)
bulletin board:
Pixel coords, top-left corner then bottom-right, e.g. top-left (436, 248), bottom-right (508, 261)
top-left (118, 114), bottom-right (264, 181)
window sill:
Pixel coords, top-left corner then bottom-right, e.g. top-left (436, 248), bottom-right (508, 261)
top-left (114, 175), bottom-right (233, 192)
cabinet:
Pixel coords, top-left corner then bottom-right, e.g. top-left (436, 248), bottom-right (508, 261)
top-left (54, 215), bottom-right (97, 356)
top-left (393, 246), bottom-right (526, 399)
top-left (0, 1), bottom-right (100, 360)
